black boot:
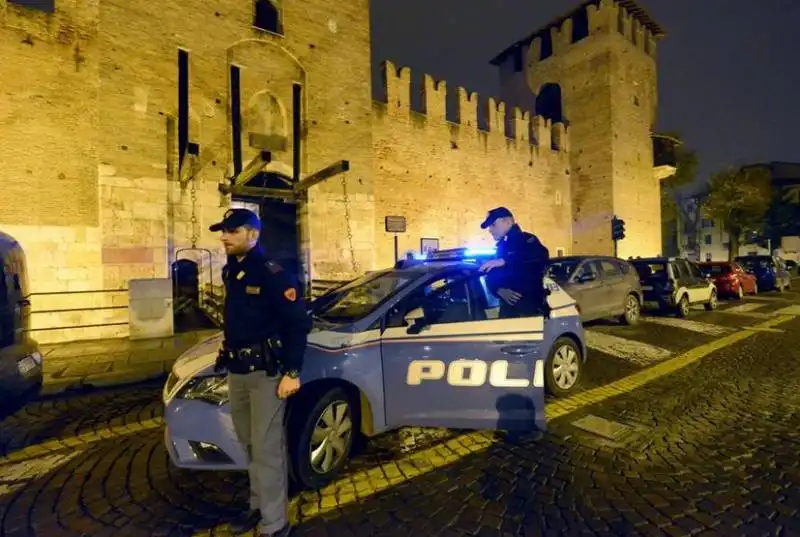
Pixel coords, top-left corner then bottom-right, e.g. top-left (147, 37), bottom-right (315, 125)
top-left (262, 524), bottom-right (292, 537)
top-left (230, 509), bottom-right (261, 533)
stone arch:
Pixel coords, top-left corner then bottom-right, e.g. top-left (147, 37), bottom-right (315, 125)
top-left (245, 90), bottom-right (288, 152)
top-left (535, 83), bottom-right (564, 123)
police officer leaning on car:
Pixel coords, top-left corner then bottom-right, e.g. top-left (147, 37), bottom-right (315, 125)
top-left (209, 208), bottom-right (311, 537)
top-left (478, 207), bottom-right (551, 319)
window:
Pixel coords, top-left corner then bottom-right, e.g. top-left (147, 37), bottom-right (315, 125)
top-left (617, 260), bottom-right (632, 274)
top-left (574, 261), bottom-right (599, 281)
top-left (547, 259), bottom-right (581, 283)
top-left (555, 247), bottom-right (565, 257)
top-left (705, 253), bottom-right (712, 262)
top-left (688, 262), bottom-right (705, 279)
top-left (8, 0), bottom-right (54, 12)
top-left (254, 0), bottom-right (282, 34)
top-left (386, 272), bottom-right (473, 328)
top-left (701, 219), bottom-right (715, 228)
top-left (670, 260), bottom-right (688, 280)
top-left (599, 260), bottom-right (620, 277)
top-left (704, 235), bottom-right (712, 245)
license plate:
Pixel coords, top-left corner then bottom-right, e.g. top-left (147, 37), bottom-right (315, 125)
top-left (641, 285), bottom-right (653, 291)
top-left (17, 356), bottom-right (37, 375)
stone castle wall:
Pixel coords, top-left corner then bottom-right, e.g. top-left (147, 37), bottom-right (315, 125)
top-left (371, 61), bottom-right (572, 267)
top-left (1, 0), bottom-right (657, 344)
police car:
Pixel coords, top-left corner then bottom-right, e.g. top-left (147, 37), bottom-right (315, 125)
top-left (162, 248), bottom-right (586, 489)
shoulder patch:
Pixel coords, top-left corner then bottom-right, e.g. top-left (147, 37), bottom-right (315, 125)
top-left (265, 260), bottom-right (284, 274)
top-left (283, 288), bottom-right (297, 302)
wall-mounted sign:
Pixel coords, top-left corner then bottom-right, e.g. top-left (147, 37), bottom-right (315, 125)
top-left (385, 216), bottom-right (406, 233)
top-left (420, 238), bottom-right (439, 254)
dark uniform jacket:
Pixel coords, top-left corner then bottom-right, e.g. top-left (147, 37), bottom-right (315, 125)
top-left (487, 224), bottom-right (550, 316)
top-left (222, 246), bottom-right (311, 374)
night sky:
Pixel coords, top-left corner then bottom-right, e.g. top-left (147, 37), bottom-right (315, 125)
top-left (370, 0), bottom-right (800, 192)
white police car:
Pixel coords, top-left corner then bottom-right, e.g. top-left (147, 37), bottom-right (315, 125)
top-left (162, 248), bottom-right (586, 489)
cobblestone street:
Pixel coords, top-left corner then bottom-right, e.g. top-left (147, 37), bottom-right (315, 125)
top-left (1, 290), bottom-right (799, 536)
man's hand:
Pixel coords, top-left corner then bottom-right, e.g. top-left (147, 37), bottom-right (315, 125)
top-left (497, 288), bottom-right (522, 305)
top-left (479, 258), bottom-right (505, 272)
top-left (277, 375), bottom-right (301, 399)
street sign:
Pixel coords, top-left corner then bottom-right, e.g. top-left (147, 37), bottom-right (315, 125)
top-left (385, 216), bottom-right (407, 233)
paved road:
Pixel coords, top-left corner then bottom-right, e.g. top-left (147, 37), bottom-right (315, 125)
top-left (1, 289), bottom-right (799, 536)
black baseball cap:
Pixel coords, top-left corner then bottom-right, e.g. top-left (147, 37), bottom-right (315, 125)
top-left (480, 207), bottom-right (514, 229)
top-left (209, 208), bottom-right (261, 232)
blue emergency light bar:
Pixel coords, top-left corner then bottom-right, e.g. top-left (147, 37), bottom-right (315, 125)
top-left (394, 246), bottom-right (497, 268)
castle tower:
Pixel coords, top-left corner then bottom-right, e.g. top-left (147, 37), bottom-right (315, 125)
top-left (492, 0), bottom-right (665, 258)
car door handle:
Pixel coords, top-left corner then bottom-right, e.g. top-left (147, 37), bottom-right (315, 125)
top-left (500, 345), bottom-right (538, 355)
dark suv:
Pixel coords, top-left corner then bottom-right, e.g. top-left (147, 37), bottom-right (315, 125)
top-left (547, 256), bottom-right (643, 324)
top-left (0, 231), bottom-right (42, 417)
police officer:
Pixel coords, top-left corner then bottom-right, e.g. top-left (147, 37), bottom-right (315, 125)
top-left (209, 208), bottom-right (311, 537)
top-left (478, 207), bottom-right (551, 318)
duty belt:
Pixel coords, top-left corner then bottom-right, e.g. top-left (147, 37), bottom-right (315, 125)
top-left (223, 341), bottom-right (280, 376)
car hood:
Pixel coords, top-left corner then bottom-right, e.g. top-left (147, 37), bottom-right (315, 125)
top-left (170, 324), bottom-right (354, 380)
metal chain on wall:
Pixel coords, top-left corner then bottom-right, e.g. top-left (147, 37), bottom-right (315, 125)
top-left (341, 174), bottom-right (359, 274)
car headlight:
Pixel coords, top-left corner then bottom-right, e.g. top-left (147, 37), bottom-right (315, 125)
top-left (175, 375), bottom-right (229, 406)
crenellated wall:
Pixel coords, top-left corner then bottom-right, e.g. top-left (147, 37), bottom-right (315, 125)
top-left (371, 61), bottom-right (572, 267)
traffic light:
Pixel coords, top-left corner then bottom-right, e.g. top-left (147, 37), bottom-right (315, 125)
top-left (611, 217), bottom-right (626, 241)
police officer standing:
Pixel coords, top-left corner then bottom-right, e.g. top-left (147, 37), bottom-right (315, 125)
top-left (209, 208), bottom-right (311, 537)
top-left (478, 207), bottom-right (551, 318)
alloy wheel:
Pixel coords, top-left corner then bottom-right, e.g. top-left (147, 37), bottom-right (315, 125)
top-left (309, 401), bottom-right (353, 474)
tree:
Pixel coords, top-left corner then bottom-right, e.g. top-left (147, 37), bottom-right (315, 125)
top-left (699, 166), bottom-right (772, 261)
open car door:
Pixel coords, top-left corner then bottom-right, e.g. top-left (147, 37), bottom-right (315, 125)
top-left (380, 270), bottom-right (547, 432)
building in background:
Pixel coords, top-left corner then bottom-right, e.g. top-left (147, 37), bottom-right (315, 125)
top-left (1, 0), bottom-right (674, 343)
top-left (675, 161), bottom-right (800, 262)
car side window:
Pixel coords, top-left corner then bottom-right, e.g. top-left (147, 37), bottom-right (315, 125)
top-left (688, 262), bottom-right (705, 279)
top-left (385, 273), bottom-right (474, 329)
top-left (670, 261), bottom-right (686, 281)
top-left (617, 261), bottom-right (631, 274)
top-left (574, 261), bottom-right (598, 281)
top-left (599, 260), bottom-right (620, 277)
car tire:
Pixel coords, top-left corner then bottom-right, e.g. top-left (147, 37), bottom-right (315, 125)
top-left (620, 293), bottom-right (641, 325)
top-left (675, 294), bottom-right (690, 318)
top-left (704, 289), bottom-right (718, 311)
top-left (288, 387), bottom-right (357, 490)
top-left (545, 337), bottom-right (582, 398)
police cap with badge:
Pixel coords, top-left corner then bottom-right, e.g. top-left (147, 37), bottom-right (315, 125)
top-left (209, 208), bottom-right (262, 232)
top-left (480, 207), bottom-right (514, 229)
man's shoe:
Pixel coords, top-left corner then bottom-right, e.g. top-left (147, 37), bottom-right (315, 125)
top-left (230, 509), bottom-right (261, 533)
top-left (261, 524), bottom-right (292, 537)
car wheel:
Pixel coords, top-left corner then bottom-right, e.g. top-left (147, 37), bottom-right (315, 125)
top-left (676, 294), bottom-right (690, 318)
top-left (704, 289), bottom-right (718, 311)
top-left (736, 285), bottom-right (744, 300)
top-left (620, 293), bottom-right (641, 325)
top-left (545, 337), bottom-right (582, 397)
top-left (288, 387), bottom-right (356, 490)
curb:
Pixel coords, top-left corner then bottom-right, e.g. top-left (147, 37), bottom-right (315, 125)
top-left (40, 360), bottom-right (174, 396)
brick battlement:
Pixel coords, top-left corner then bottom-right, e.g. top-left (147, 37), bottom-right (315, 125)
top-left (376, 60), bottom-right (568, 156)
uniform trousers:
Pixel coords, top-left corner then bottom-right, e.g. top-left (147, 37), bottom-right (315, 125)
top-left (228, 372), bottom-right (288, 534)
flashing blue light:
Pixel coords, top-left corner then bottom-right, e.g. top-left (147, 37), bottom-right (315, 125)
top-left (413, 252), bottom-right (428, 260)
top-left (464, 247), bottom-right (497, 257)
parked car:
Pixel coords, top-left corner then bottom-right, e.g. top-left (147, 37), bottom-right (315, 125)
top-left (0, 231), bottom-right (43, 417)
top-left (547, 256), bottom-right (643, 325)
top-left (629, 257), bottom-right (718, 317)
top-left (698, 261), bottom-right (758, 299)
top-left (734, 255), bottom-right (792, 292)
top-left (162, 247), bottom-right (586, 489)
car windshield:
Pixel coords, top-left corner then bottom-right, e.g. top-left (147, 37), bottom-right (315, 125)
top-left (735, 256), bottom-right (772, 270)
top-left (310, 270), bottom-right (414, 323)
top-left (547, 260), bottom-right (581, 283)
top-left (700, 264), bottom-right (731, 276)
top-left (632, 261), bottom-right (667, 281)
